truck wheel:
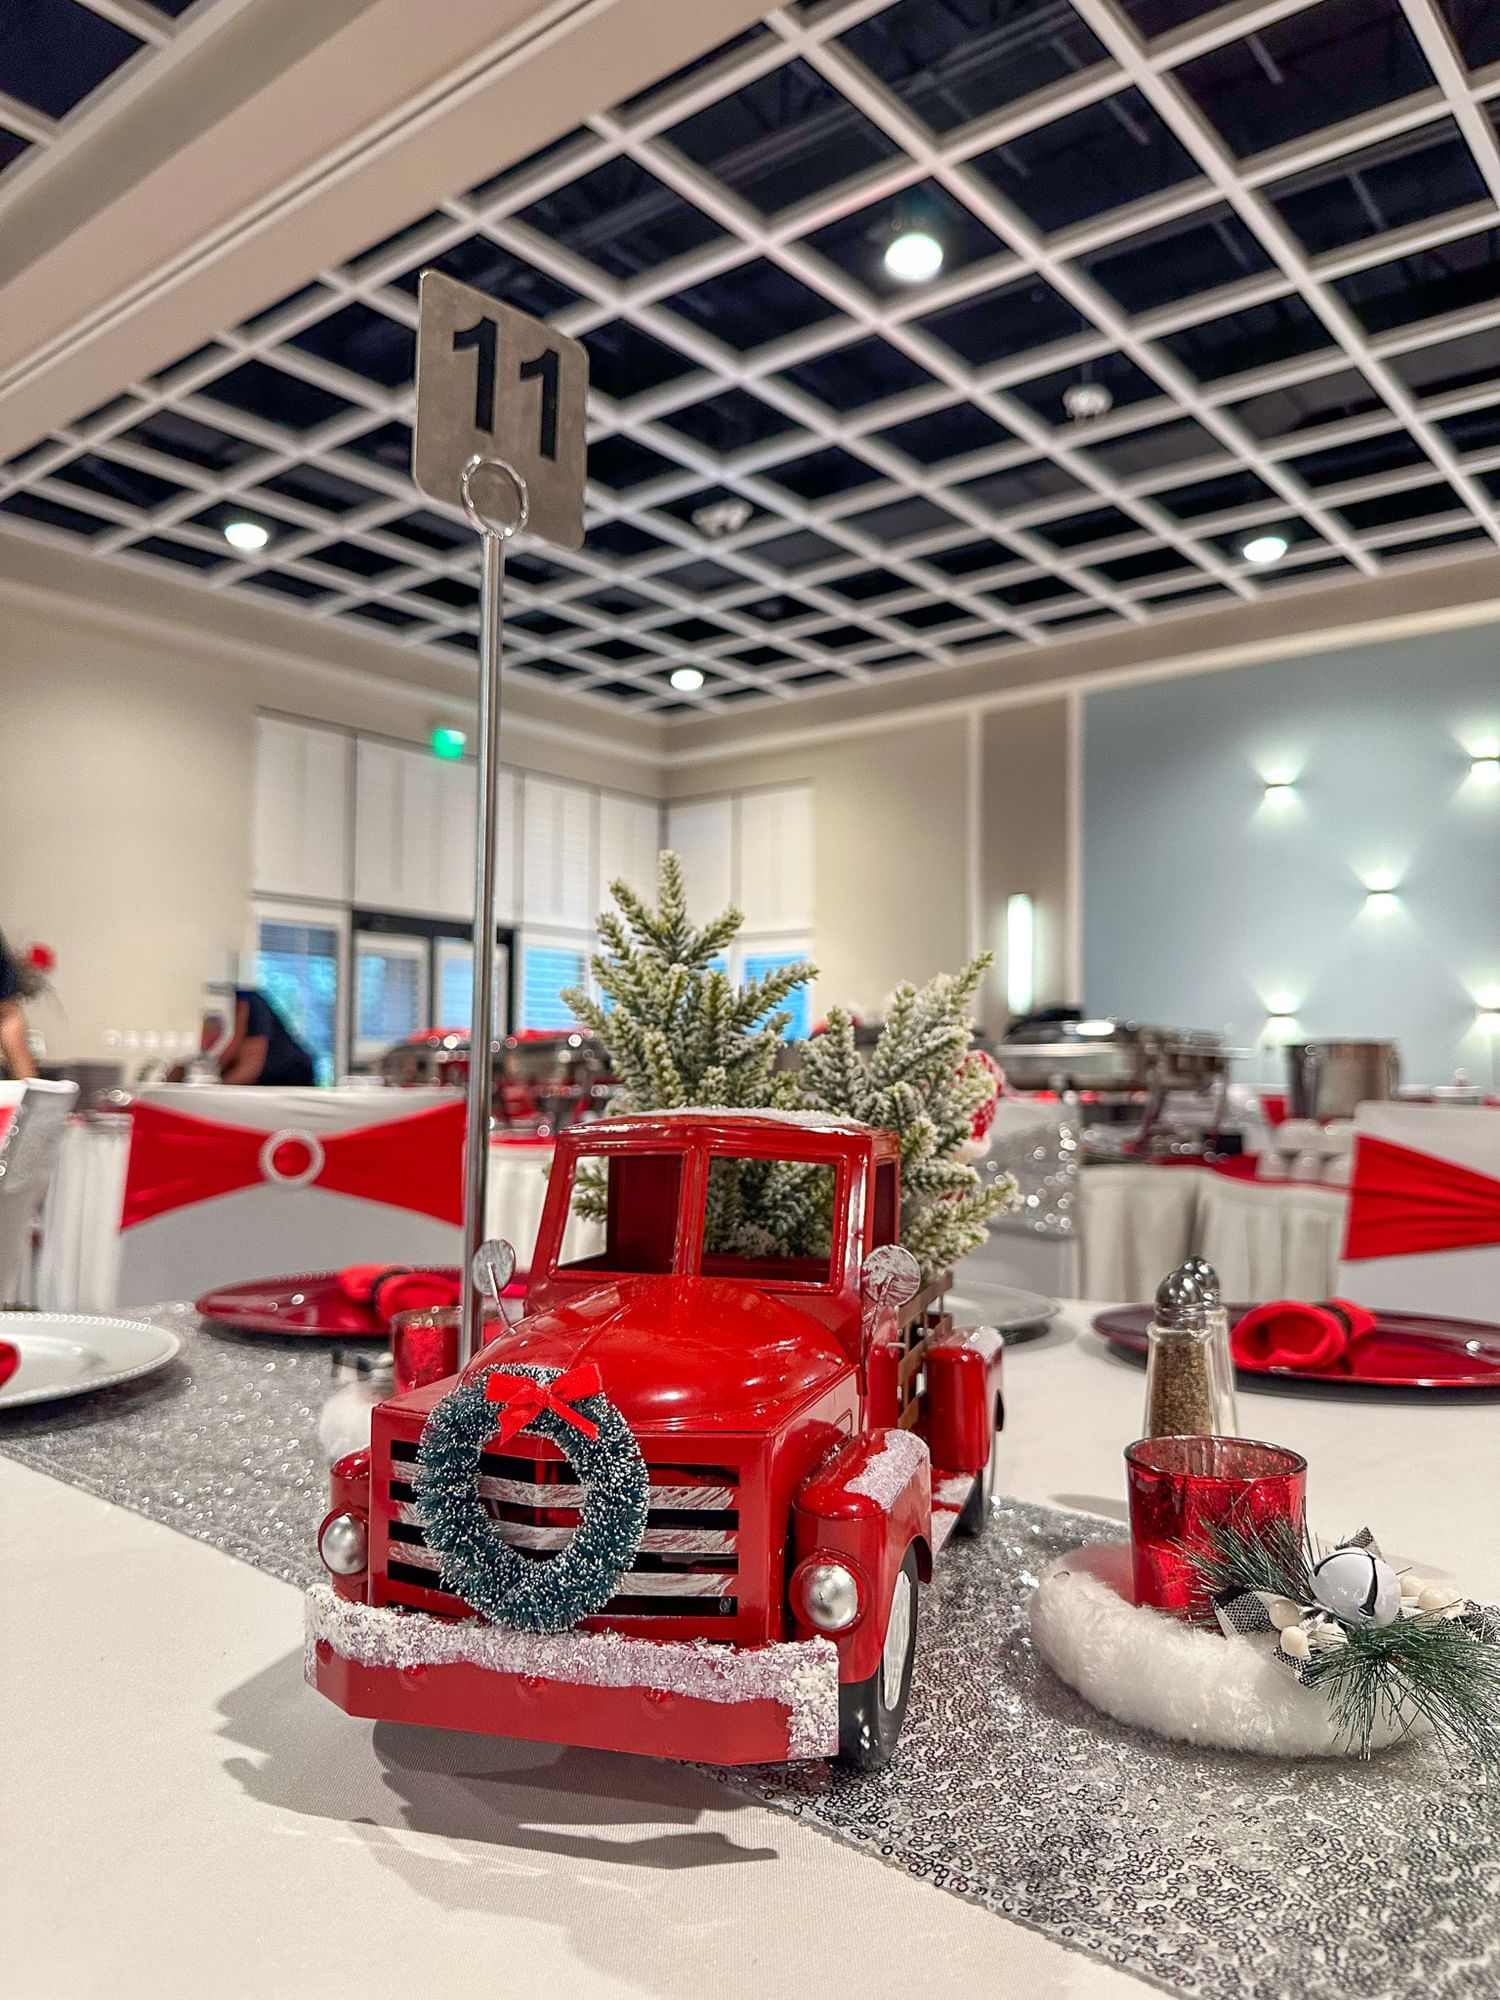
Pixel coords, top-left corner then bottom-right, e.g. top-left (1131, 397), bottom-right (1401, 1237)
top-left (954, 1425), bottom-right (997, 1539)
top-left (837, 1548), bottom-right (919, 1771)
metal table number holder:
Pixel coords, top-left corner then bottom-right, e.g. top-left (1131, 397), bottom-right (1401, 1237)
top-left (458, 452), bottom-right (529, 1364)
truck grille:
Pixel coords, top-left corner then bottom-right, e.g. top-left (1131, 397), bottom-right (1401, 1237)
top-left (380, 1434), bottom-right (743, 1626)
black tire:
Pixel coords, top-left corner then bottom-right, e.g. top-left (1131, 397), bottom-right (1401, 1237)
top-left (954, 1423), bottom-right (998, 1539)
top-left (837, 1547), bottom-right (919, 1771)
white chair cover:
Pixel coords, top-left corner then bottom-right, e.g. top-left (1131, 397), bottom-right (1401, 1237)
top-left (0, 1078), bottom-right (80, 1304)
top-left (115, 1085), bottom-right (464, 1307)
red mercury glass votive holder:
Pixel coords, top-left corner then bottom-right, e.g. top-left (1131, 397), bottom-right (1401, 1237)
top-left (389, 1305), bottom-right (499, 1395)
top-left (1125, 1435), bottom-right (1307, 1622)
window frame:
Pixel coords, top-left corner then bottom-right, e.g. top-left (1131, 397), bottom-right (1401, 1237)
top-left (352, 931), bottom-right (431, 1063)
top-left (247, 897), bottom-right (351, 1081)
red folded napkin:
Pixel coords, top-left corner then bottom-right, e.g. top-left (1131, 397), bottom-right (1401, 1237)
top-left (338, 1264), bottom-right (460, 1322)
top-left (0, 1339), bottom-right (18, 1391)
top-left (1231, 1297), bottom-right (1377, 1372)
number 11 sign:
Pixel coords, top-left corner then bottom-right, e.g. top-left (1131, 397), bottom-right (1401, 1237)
top-left (413, 270), bottom-right (588, 551)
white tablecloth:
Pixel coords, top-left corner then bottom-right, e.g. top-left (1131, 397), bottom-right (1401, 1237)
top-left (5, 1301), bottom-right (1494, 2000)
top-left (1078, 1164), bottom-right (1347, 1302)
top-left (34, 1110), bottom-right (566, 1312)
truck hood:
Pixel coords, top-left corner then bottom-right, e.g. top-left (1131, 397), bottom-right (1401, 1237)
top-left (459, 1275), bottom-right (851, 1434)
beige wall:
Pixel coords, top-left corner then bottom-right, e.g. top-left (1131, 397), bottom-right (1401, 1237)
top-left (2, 556), bottom-right (1080, 1061)
top-left (978, 699), bottom-right (1074, 1029)
top-left (664, 699), bottom-right (1074, 1034)
top-left (668, 721), bottom-right (972, 1015)
top-left (0, 591), bottom-right (656, 1060)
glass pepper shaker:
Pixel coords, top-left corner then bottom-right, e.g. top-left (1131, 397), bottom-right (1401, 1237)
top-left (1142, 1266), bottom-right (1235, 1440)
top-left (1181, 1255), bottom-right (1239, 1437)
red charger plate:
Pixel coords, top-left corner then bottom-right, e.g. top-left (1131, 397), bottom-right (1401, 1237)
top-left (1092, 1303), bottom-right (1500, 1390)
top-left (196, 1268), bottom-right (481, 1337)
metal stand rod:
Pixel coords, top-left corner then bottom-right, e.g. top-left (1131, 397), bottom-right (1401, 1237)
top-left (460, 527), bottom-right (506, 1364)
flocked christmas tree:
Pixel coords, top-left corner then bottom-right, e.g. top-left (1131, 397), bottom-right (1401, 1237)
top-left (563, 853), bottom-right (1013, 1278)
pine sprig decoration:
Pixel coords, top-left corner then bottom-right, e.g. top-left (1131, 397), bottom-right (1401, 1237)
top-left (571, 855), bottom-right (1013, 1276)
top-left (1185, 1514), bottom-right (1500, 1765)
top-left (1309, 1615), bottom-right (1500, 1768)
top-left (801, 965), bottom-right (1015, 1279)
top-left (1191, 1510), bottom-right (1314, 1603)
top-left (562, 851), bottom-right (811, 1117)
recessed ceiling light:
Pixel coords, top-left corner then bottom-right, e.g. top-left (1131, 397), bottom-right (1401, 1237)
top-left (669, 666), bottom-right (705, 693)
top-left (1242, 532), bottom-right (1289, 566)
top-left (883, 228), bottom-right (944, 284)
top-left (1063, 380), bottom-right (1113, 422)
top-left (223, 519), bottom-right (269, 552)
top-left (691, 497), bottom-right (753, 539)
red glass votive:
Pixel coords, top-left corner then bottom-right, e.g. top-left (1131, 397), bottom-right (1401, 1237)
top-left (1125, 1435), bottom-right (1307, 1621)
top-left (390, 1306), bottom-right (464, 1394)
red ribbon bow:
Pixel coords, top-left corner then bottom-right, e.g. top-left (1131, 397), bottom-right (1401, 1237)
top-left (484, 1363), bottom-right (603, 1445)
top-left (1343, 1134), bottom-right (1500, 1261)
top-left (119, 1099), bottom-right (467, 1229)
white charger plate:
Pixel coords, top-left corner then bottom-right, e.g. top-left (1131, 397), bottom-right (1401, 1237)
top-left (946, 1282), bottom-right (1062, 1334)
top-left (0, 1312), bottom-right (182, 1410)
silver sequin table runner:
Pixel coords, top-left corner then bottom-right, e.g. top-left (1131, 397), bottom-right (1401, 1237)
top-left (3, 1310), bottom-right (1496, 1999)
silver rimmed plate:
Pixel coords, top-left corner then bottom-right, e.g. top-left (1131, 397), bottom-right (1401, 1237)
top-left (946, 1283), bottom-right (1062, 1337)
top-left (0, 1312), bottom-right (182, 1410)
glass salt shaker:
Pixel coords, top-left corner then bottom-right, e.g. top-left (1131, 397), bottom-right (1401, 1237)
top-left (1142, 1267), bottom-right (1234, 1440)
top-left (1181, 1255), bottom-right (1239, 1436)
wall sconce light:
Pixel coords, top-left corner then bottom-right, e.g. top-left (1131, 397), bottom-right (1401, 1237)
top-left (1262, 782), bottom-right (1295, 808)
top-left (1006, 893), bottom-right (1035, 1016)
top-left (1361, 869), bottom-right (1400, 915)
top-left (1264, 1012), bottom-right (1300, 1045)
top-left (1470, 755), bottom-right (1500, 788)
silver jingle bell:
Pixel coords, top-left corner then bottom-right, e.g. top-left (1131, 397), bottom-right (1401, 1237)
top-left (1311, 1546), bottom-right (1401, 1627)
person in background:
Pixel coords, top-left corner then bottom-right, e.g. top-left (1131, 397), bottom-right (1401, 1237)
top-left (0, 932), bottom-right (38, 1080)
top-left (216, 987), bottom-right (317, 1086)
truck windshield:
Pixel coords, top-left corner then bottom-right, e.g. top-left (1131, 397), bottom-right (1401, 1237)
top-left (701, 1152), bottom-right (836, 1286)
top-left (556, 1151), bottom-right (684, 1275)
top-left (553, 1145), bottom-right (841, 1287)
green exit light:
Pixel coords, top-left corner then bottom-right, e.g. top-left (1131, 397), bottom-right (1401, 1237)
top-left (431, 726), bottom-right (467, 761)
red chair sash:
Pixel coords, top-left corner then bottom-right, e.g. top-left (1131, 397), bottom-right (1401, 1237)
top-left (121, 1099), bottom-right (466, 1230)
top-left (1343, 1133), bottom-right (1500, 1261)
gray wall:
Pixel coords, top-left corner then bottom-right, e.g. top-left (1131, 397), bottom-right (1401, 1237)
top-left (1082, 625), bottom-right (1500, 1089)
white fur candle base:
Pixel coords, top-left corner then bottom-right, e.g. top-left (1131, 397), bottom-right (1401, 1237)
top-left (1029, 1542), bottom-right (1431, 1758)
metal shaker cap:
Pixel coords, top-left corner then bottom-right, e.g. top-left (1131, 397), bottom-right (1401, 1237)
top-left (1180, 1255), bottom-right (1221, 1306)
top-left (1154, 1265), bottom-right (1208, 1330)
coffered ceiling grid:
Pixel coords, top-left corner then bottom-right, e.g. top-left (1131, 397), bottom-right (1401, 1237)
top-left (0, 0), bottom-right (224, 183)
top-left (5, 0), bottom-right (1500, 714)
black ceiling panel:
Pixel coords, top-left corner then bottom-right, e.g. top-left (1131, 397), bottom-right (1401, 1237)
top-left (5, 3), bottom-right (1499, 713)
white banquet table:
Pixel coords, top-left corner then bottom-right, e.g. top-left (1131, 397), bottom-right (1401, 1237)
top-left (6, 1301), bottom-right (1495, 2000)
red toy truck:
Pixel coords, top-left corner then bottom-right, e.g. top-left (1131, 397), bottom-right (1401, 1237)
top-left (308, 1110), bottom-right (1003, 1770)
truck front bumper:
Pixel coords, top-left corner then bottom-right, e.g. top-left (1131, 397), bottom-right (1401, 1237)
top-left (306, 1583), bottom-right (840, 1765)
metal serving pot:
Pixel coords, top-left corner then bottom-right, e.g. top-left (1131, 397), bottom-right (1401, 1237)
top-left (1288, 1040), bottom-right (1399, 1120)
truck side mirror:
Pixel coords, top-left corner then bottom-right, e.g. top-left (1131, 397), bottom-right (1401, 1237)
top-left (860, 1244), bottom-right (921, 1339)
top-left (472, 1237), bottom-right (517, 1303)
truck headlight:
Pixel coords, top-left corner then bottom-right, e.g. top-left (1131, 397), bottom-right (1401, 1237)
top-left (319, 1510), bottom-right (368, 1576)
top-left (794, 1557), bottom-right (864, 1633)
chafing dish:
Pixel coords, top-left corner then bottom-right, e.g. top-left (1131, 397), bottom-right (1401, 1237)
top-left (998, 1020), bottom-right (1236, 1156)
top-left (376, 1029), bottom-right (614, 1132)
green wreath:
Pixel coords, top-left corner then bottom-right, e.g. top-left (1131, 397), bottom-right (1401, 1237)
top-left (414, 1361), bottom-right (649, 1633)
